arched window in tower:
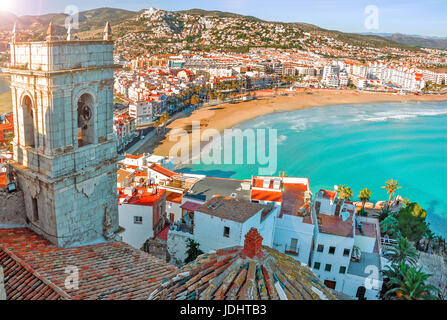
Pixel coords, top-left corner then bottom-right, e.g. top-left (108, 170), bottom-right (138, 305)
top-left (22, 95), bottom-right (35, 148)
top-left (77, 93), bottom-right (94, 147)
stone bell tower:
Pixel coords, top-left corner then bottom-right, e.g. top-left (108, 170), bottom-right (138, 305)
top-left (3, 23), bottom-right (120, 247)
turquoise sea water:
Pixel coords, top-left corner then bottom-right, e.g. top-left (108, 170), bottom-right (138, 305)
top-left (181, 101), bottom-right (447, 238)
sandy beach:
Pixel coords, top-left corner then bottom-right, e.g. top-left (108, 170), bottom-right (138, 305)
top-left (133, 89), bottom-right (447, 158)
top-left (0, 92), bottom-right (12, 115)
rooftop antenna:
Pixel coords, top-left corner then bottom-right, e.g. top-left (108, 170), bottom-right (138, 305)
top-left (104, 21), bottom-right (112, 41)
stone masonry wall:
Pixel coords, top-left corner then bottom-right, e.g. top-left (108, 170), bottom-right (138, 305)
top-left (0, 190), bottom-right (26, 225)
top-left (167, 230), bottom-right (194, 267)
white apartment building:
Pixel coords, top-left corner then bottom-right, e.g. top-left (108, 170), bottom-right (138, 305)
top-left (322, 64), bottom-right (341, 88)
top-left (351, 75), bottom-right (367, 89)
top-left (129, 101), bottom-right (157, 125)
top-left (421, 69), bottom-right (447, 85)
top-left (368, 62), bottom-right (425, 91)
top-left (310, 189), bottom-right (383, 300)
top-left (250, 176), bottom-right (314, 265)
top-left (352, 64), bottom-right (367, 78)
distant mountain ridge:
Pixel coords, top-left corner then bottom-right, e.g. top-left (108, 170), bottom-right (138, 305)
top-left (0, 7), bottom-right (442, 51)
top-left (359, 32), bottom-right (447, 49)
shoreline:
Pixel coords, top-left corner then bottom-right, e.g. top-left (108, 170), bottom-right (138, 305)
top-left (135, 89), bottom-right (447, 158)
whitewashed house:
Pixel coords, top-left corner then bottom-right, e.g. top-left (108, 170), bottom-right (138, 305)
top-left (192, 196), bottom-right (277, 253)
top-left (310, 189), bottom-right (383, 300)
top-left (118, 187), bottom-right (166, 249)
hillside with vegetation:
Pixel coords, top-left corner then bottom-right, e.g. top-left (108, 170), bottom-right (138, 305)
top-left (0, 7), bottom-right (421, 53)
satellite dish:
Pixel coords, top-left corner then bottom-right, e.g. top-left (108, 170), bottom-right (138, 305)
top-left (334, 185), bottom-right (339, 191)
top-left (341, 211), bottom-right (350, 221)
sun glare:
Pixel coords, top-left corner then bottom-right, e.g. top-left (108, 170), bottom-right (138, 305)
top-left (0, 0), bottom-right (12, 12)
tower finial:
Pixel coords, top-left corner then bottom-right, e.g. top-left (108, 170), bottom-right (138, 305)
top-left (242, 228), bottom-right (263, 258)
top-left (104, 21), bottom-right (112, 41)
top-left (67, 24), bottom-right (73, 41)
top-left (11, 22), bottom-right (17, 43)
top-left (46, 21), bottom-right (57, 42)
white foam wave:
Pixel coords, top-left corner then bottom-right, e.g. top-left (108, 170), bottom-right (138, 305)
top-left (278, 135), bottom-right (288, 144)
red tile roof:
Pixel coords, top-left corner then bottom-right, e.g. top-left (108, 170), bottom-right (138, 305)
top-left (127, 189), bottom-right (166, 206)
top-left (0, 249), bottom-right (65, 300)
top-left (125, 154), bottom-right (143, 160)
top-left (0, 228), bottom-right (178, 300)
top-left (279, 183), bottom-right (310, 221)
top-left (317, 209), bottom-right (355, 238)
top-left (148, 163), bottom-right (177, 178)
top-left (196, 196), bottom-right (272, 223)
top-left (149, 245), bottom-right (336, 300)
top-left (166, 191), bottom-right (182, 204)
top-left (180, 201), bottom-right (203, 212)
top-left (320, 189), bottom-right (337, 201)
top-left (250, 189), bottom-right (282, 202)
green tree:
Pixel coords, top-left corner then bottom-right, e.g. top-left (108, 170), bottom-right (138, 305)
top-left (358, 188), bottom-right (371, 215)
top-left (384, 236), bottom-right (418, 266)
top-left (191, 95), bottom-right (200, 106)
top-left (380, 214), bottom-right (400, 238)
top-left (153, 119), bottom-right (160, 135)
top-left (161, 111), bottom-right (170, 133)
top-left (184, 238), bottom-right (204, 264)
top-left (337, 185), bottom-right (353, 201)
top-left (396, 202), bottom-right (427, 243)
top-left (382, 179), bottom-right (402, 209)
top-left (385, 264), bottom-right (440, 300)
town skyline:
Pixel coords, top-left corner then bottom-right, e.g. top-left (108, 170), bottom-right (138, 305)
top-left (1, 0), bottom-right (447, 38)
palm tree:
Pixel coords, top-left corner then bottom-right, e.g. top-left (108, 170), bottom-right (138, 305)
top-left (358, 188), bottom-right (372, 212)
top-left (384, 236), bottom-right (419, 266)
top-left (191, 95), bottom-right (200, 107)
top-left (337, 185), bottom-right (353, 201)
top-left (153, 119), bottom-right (160, 135)
top-left (382, 179), bottom-right (402, 209)
top-left (161, 111), bottom-right (169, 133)
top-left (386, 265), bottom-right (440, 300)
top-left (217, 92), bottom-right (225, 102)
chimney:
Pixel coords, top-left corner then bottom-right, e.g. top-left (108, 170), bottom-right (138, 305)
top-left (242, 228), bottom-right (263, 258)
top-left (104, 22), bottom-right (112, 41)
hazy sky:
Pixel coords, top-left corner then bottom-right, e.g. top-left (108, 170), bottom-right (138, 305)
top-left (2, 0), bottom-right (446, 37)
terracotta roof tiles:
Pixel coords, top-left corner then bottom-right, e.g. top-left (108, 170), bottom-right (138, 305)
top-left (149, 245), bottom-right (336, 300)
top-left (0, 228), bottom-right (178, 300)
